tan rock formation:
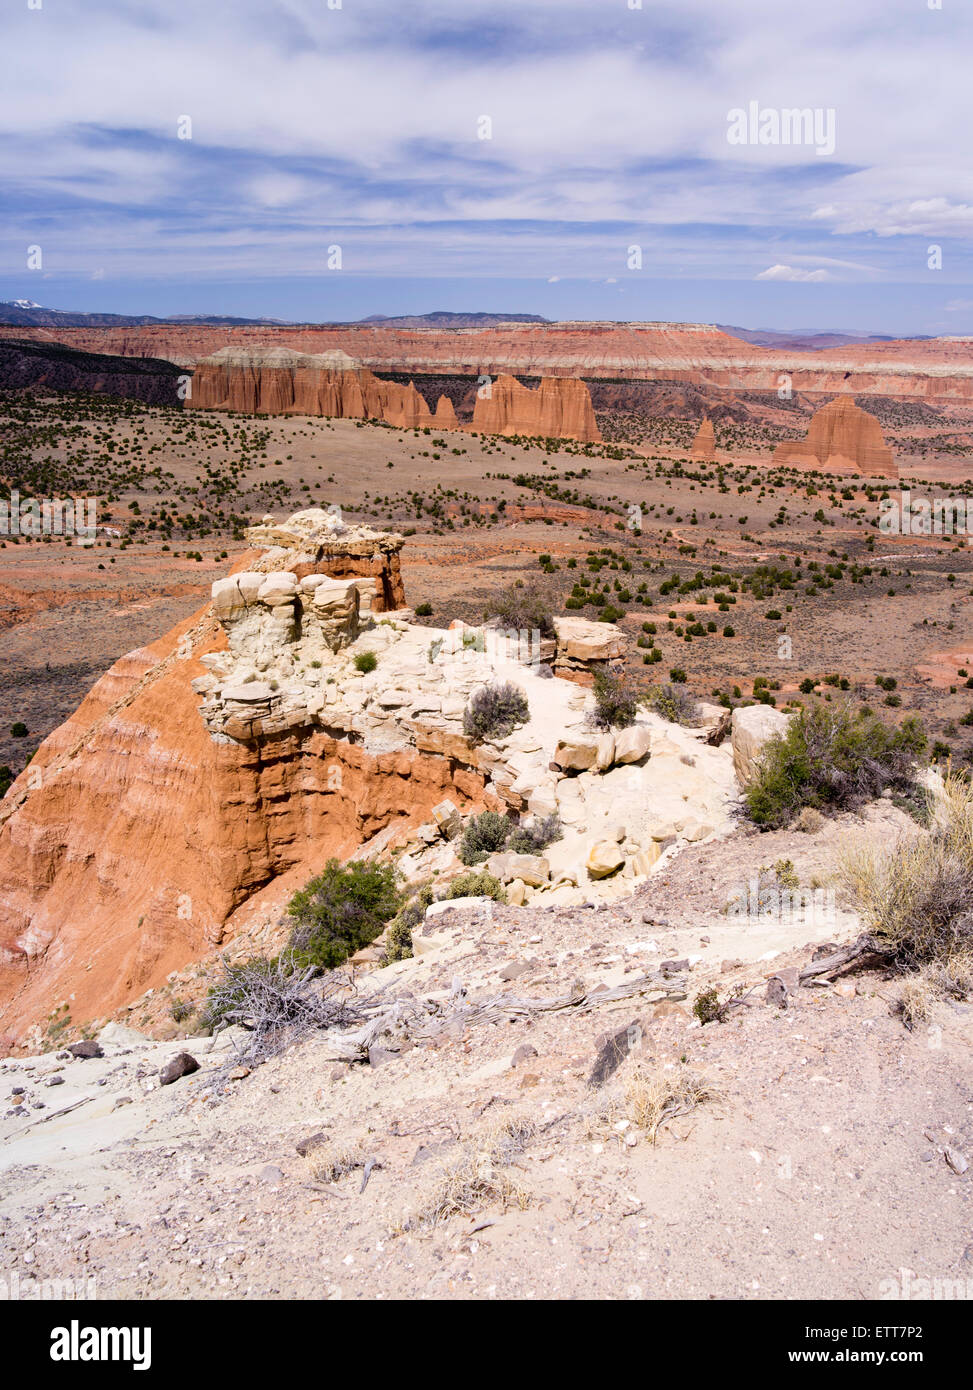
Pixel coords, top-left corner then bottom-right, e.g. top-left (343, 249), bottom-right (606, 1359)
top-left (471, 372), bottom-right (600, 443)
top-left (243, 508), bottom-right (407, 613)
top-left (0, 507), bottom-right (749, 1048)
top-left (691, 417), bottom-right (716, 460)
top-left (730, 704), bottom-right (790, 786)
top-left (771, 395), bottom-right (896, 478)
top-left (552, 614), bottom-right (626, 684)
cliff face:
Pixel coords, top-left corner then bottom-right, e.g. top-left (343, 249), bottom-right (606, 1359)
top-left (471, 372), bottom-right (601, 442)
top-left (189, 346), bottom-right (458, 430)
top-left (6, 321), bottom-right (973, 403)
top-left (189, 347), bottom-right (591, 440)
top-left (0, 520), bottom-right (494, 1047)
top-left (771, 395), bottom-right (896, 477)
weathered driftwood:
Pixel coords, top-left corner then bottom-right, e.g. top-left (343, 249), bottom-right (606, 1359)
top-left (798, 934), bottom-right (880, 982)
top-left (316, 971), bottom-right (687, 1063)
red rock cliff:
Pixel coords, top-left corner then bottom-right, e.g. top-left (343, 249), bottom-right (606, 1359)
top-left (189, 346), bottom-right (459, 430)
top-left (471, 372), bottom-right (600, 442)
top-left (0, 540), bottom-right (488, 1047)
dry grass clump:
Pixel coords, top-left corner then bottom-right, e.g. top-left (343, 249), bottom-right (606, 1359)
top-left (840, 775), bottom-right (973, 969)
top-left (624, 1066), bottom-right (719, 1144)
top-left (396, 1114), bottom-right (536, 1232)
top-left (893, 949), bottom-right (973, 1031)
top-left (795, 806), bottom-right (825, 834)
top-left (302, 1140), bottom-right (368, 1184)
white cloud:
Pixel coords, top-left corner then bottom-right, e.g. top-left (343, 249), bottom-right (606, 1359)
top-left (756, 264), bottom-right (831, 282)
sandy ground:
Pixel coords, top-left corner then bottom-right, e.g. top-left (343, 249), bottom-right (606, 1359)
top-left (2, 803), bottom-right (970, 1302)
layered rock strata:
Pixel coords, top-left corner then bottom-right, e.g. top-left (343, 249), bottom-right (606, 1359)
top-left (470, 372), bottom-right (601, 442)
top-left (189, 346), bottom-right (458, 429)
top-left (11, 321), bottom-right (973, 404)
top-left (188, 347), bottom-right (598, 443)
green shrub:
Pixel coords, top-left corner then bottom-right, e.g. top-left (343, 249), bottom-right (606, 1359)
top-left (459, 810), bottom-right (514, 865)
top-left (446, 870), bottom-right (506, 901)
top-left (744, 703), bottom-right (927, 830)
top-left (463, 682), bottom-right (529, 743)
top-left (382, 883), bottom-right (434, 964)
top-left (506, 814), bottom-right (562, 855)
top-left (10, 723), bottom-right (28, 738)
top-left (285, 859), bottom-right (402, 971)
top-left (353, 651), bottom-right (378, 674)
top-left (414, 602), bottom-right (433, 617)
top-left (590, 668), bottom-right (638, 730)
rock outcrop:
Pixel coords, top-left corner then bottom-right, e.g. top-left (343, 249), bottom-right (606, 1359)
top-left (190, 348), bottom-right (593, 442)
top-left (552, 615), bottom-right (626, 684)
top-left (243, 508), bottom-right (406, 613)
top-left (690, 417), bottom-right (716, 461)
top-left (771, 395), bottom-right (896, 478)
top-left (0, 508), bottom-right (745, 1048)
top-left (731, 704), bottom-right (790, 786)
top-left (188, 346), bottom-right (455, 430)
top-left (471, 373), bottom-right (600, 443)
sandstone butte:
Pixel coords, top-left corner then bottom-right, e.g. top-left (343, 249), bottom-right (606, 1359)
top-left (770, 394), bottom-right (897, 478)
top-left (471, 372), bottom-right (599, 442)
top-left (6, 320), bottom-right (973, 403)
top-left (187, 346), bottom-right (601, 443)
top-left (690, 417), bottom-right (716, 461)
top-left (0, 506), bottom-right (750, 1050)
top-left (189, 346), bottom-right (459, 431)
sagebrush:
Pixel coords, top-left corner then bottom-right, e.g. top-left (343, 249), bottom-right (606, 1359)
top-left (745, 702), bottom-right (926, 829)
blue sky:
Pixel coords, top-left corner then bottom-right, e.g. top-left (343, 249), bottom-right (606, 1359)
top-left (3, 0), bottom-right (973, 333)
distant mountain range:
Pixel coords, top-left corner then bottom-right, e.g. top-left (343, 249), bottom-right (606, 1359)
top-left (0, 303), bottom-right (935, 347)
top-left (716, 324), bottom-right (930, 350)
top-left (0, 301), bottom-right (291, 329)
top-left (358, 312), bottom-right (550, 328)
top-left (0, 303), bottom-right (550, 331)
